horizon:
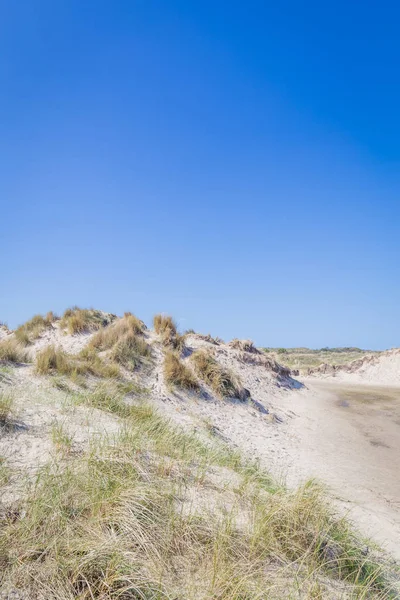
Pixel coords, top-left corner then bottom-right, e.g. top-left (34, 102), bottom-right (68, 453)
top-left (1, 1), bottom-right (399, 350)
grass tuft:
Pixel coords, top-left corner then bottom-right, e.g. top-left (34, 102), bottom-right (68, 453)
top-left (36, 345), bottom-right (119, 379)
top-left (60, 307), bottom-right (115, 335)
top-left (0, 338), bottom-right (30, 363)
top-left (0, 392), bottom-right (14, 425)
top-left (14, 312), bottom-right (57, 346)
top-left (153, 313), bottom-right (186, 351)
top-left (191, 349), bottom-right (247, 399)
top-left (164, 351), bottom-right (200, 391)
top-left (109, 331), bottom-right (152, 370)
top-left (89, 313), bottom-right (145, 351)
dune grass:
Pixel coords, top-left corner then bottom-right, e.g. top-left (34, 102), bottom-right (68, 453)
top-left (153, 313), bottom-right (186, 351)
top-left (36, 346), bottom-right (119, 379)
top-left (60, 307), bottom-right (115, 335)
top-left (0, 392), bottom-right (14, 426)
top-left (14, 312), bottom-right (57, 346)
top-left (164, 351), bottom-right (200, 391)
top-left (0, 398), bottom-right (394, 599)
top-left (0, 338), bottom-right (30, 363)
top-left (89, 313), bottom-right (145, 350)
top-left (191, 349), bottom-right (246, 399)
top-left (109, 331), bottom-right (152, 370)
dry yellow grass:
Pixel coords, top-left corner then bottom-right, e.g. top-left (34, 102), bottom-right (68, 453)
top-left (36, 345), bottom-right (119, 378)
top-left (89, 313), bottom-right (144, 350)
top-left (60, 307), bottom-right (115, 335)
top-left (109, 330), bottom-right (152, 370)
top-left (164, 351), bottom-right (200, 391)
top-left (153, 313), bottom-right (186, 351)
top-left (0, 338), bottom-right (30, 363)
top-left (14, 312), bottom-right (57, 345)
top-left (191, 349), bottom-right (247, 400)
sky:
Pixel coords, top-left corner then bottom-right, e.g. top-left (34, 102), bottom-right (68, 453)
top-left (1, 1), bottom-right (399, 349)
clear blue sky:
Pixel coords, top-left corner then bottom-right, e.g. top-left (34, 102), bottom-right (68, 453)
top-left (1, 1), bottom-right (399, 349)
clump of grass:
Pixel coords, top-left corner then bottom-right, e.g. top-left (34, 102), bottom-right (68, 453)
top-left (36, 345), bottom-right (119, 379)
top-left (109, 331), bottom-right (152, 370)
top-left (153, 313), bottom-right (186, 351)
top-left (0, 339), bottom-right (30, 363)
top-left (0, 392), bottom-right (14, 425)
top-left (75, 382), bottom-right (136, 418)
top-left (191, 350), bottom-right (247, 399)
top-left (60, 307), bottom-right (115, 335)
top-left (89, 313), bottom-right (145, 350)
top-left (164, 351), bottom-right (200, 391)
top-left (14, 312), bottom-right (57, 346)
top-left (229, 338), bottom-right (259, 353)
top-left (51, 421), bottom-right (73, 455)
top-left (0, 456), bottom-right (10, 487)
top-left (153, 314), bottom-right (177, 335)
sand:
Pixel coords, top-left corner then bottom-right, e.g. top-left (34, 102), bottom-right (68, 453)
top-left (1, 322), bottom-right (400, 561)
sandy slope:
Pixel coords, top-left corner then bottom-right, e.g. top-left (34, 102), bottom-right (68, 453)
top-left (1, 320), bottom-right (400, 563)
top-left (308, 348), bottom-right (400, 386)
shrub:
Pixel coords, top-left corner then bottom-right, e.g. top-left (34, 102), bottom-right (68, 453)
top-left (110, 331), bottom-right (152, 370)
top-left (191, 350), bottom-right (246, 399)
top-left (0, 339), bottom-right (30, 363)
top-left (60, 307), bottom-right (115, 335)
top-left (164, 351), bottom-right (200, 391)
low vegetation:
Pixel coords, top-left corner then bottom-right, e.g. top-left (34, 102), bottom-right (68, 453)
top-left (0, 309), bottom-right (397, 598)
top-left (35, 345), bottom-right (119, 379)
top-left (0, 339), bottom-right (30, 363)
top-left (263, 346), bottom-right (378, 372)
top-left (110, 330), bottom-right (152, 370)
top-left (191, 349), bottom-right (247, 400)
top-left (0, 396), bottom-right (394, 599)
top-left (60, 307), bottom-right (115, 335)
top-left (164, 351), bottom-right (200, 391)
top-left (14, 312), bottom-right (57, 345)
top-left (89, 312), bottom-right (145, 350)
top-left (229, 338), bottom-right (259, 353)
top-left (0, 392), bottom-right (14, 426)
top-left (153, 313), bottom-right (186, 351)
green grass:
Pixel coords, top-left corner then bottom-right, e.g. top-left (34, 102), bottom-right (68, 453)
top-left (0, 456), bottom-right (10, 487)
top-left (0, 392), bottom-right (14, 425)
top-left (51, 421), bottom-right (74, 455)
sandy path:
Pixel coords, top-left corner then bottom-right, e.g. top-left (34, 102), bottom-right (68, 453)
top-left (277, 380), bottom-right (400, 559)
